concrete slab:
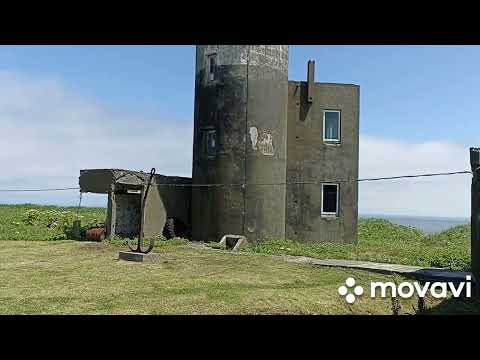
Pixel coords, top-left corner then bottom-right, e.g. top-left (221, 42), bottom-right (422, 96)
top-left (118, 251), bottom-right (162, 263)
top-left (298, 258), bottom-right (471, 284)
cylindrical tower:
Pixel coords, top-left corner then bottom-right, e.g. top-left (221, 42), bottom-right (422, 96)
top-left (191, 45), bottom-right (289, 243)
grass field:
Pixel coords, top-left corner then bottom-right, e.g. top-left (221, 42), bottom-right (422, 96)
top-left (0, 204), bottom-right (471, 270)
top-left (244, 219), bottom-right (471, 271)
top-left (1, 239), bottom-right (478, 315)
top-left (0, 204), bottom-right (476, 314)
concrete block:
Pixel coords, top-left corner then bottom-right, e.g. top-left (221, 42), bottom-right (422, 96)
top-left (219, 235), bottom-right (248, 251)
top-left (118, 251), bottom-right (162, 263)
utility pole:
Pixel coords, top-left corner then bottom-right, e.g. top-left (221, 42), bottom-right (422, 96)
top-left (470, 147), bottom-right (480, 291)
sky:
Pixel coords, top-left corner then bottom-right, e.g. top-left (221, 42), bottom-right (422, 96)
top-left (0, 45), bottom-right (477, 218)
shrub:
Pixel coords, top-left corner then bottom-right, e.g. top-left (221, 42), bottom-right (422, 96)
top-left (48, 233), bottom-right (68, 241)
top-left (22, 208), bottom-right (81, 239)
top-left (23, 209), bottom-right (42, 226)
top-left (41, 210), bottom-right (76, 230)
top-left (419, 250), bottom-right (470, 271)
top-left (86, 218), bottom-right (104, 229)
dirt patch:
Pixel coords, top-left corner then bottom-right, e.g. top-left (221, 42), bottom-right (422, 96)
top-left (79, 242), bottom-right (118, 253)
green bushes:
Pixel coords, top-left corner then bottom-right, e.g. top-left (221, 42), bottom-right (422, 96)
top-left (21, 208), bottom-right (80, 240)
top-left (23, 209), bottom-right (42, 226)
top-left (420, 251), bottom-right (470, 271)
top-left (21, 208), bottom-right (106, 241)
top-left (26, 209), bottom-right (76, 230)
top-left (417, 225), bottom-right (471, 270)
top-left (0, 204), bottom-right (106, 241)
top-left (358, 219), bottom-right (424, 244)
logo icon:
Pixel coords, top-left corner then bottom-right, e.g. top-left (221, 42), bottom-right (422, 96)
top-left (338, 277), bottom-right (364, 304)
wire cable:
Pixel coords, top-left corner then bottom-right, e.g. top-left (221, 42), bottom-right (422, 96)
top-left (0, 170), bottom-right (472, 192)
top-left (152, 170), bottom-right (473, 187)
top-left (0, 187), bottom-right (80, 192)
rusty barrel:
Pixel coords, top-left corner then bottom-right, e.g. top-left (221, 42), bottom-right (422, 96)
top-left (86, 227), bottom-right (106, 242)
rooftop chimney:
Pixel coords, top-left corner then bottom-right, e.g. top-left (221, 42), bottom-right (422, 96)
top-left (307, 60), bottom-right (315, 103)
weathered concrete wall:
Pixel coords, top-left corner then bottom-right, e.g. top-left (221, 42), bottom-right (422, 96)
top-left (114, 193), bottom-right (141, 237)
top-left (192, 45), bottom-right (288, 243)
top-left (286, 81), bottom-right (359, 244)
top-left (155, 176), bottom-right (192, 231)
top-left (80, 169), bottom-right (191, 239)
top-left (79, 169), bottom-right (117, 193)
top-left (80, 169), bottom-right (145, 193)
top-left (195, 46), bottom-right (288, 76)
top-left (191, 47), bottom-right (247, 243)
top-left (244, 54), bottom-right (288, 242)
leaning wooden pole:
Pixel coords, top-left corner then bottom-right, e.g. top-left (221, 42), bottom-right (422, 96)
top-left (470, 148), bottom-right (480, 289)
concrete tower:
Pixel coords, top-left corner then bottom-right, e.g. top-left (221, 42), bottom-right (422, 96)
top-left (191, 45), bottom-right (289, 243)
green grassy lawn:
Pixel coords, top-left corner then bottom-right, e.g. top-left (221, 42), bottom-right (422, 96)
top-left (0, 205), bottom-right (477, 314)
top-left (243, 219), bottom-right (471, 271)
top-left (1, 239), bottom-right (478, 315)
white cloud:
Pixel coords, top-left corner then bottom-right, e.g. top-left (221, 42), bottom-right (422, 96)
top-left (359, 135), bottom-right (471, 218)
top-left (0, 71), bottom-right (193, 207)
top-left (0, 71), bottom-right (472, 217)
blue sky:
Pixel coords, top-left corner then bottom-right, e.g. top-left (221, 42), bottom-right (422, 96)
top-left (1, 45), bottom-right (479, 143)
top-left (0, 45), bottom-right (477, 217)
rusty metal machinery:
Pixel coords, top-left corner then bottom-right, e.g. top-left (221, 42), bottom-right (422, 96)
top-left (86, 227), bottom-right (106, 241)
top-left (127, 168), bottom-right (156, 254)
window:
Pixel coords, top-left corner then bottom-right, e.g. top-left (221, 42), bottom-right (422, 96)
top-left (323, 110), bottom-right (341, 142)
top-left (205, 129), bottom-right (216, 158)
top-left (321, 183), bottom-right (339, 216)
top-left (207, 53), bottom-right (217, 82)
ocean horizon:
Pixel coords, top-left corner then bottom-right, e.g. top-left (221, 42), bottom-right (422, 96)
top-left (360, 213), bottom-right (470, 234)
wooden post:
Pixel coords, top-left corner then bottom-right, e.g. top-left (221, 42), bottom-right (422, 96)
top-left (470, 148), bottom-right (480, 290)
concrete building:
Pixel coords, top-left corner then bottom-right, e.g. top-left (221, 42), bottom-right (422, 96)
top-left (286, 63), bottom-right (359, 244)
top-left (79, 169), bottom-right (191, 239)
top-left (79, 45), bottom-right (359, 244)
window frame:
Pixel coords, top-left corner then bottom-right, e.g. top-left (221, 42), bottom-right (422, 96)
top-left (204, 129), bottom-right (217, 159)
top-left (206, 53), bottom-right (217, 82)
top-left (323, 110), bottom-right (341, 143)
top-left (321, 183), bottom-right (339, 217)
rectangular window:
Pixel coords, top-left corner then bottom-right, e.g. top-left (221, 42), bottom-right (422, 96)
top-left (207, 54), bottom-right (217, 82)
top-left (323, 110), bottom-right (341, 142)
top-left (205, 129), bottom-right (216, 158)
top-left (321, 183), bottom-right (339, 216)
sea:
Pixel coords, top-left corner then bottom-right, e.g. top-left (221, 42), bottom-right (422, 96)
top-left (360, 214), bottom-right (470, 234)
